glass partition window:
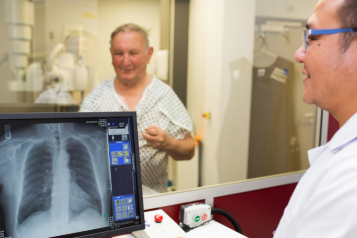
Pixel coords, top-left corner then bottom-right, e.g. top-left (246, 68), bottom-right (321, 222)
top-left (0, 0), bottom-right (321, 197)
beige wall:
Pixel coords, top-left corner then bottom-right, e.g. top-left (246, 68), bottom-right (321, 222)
top-left (160, 0), bottom-right (171, 50)
top-left (187, 0), bottom-right (256, 186)
top-left (45, 0), bottom-right (99, 51)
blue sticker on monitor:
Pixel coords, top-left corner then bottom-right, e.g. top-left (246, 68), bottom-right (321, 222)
top-left (109, 142), bottom-right (131, 166)
top-left (113, 195), bottom-right (136, 221)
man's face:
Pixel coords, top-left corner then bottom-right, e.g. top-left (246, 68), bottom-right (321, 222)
top-left (110, 31), bottom-right (153, 84)
top-left (294, 0), bottom-right (357, 111)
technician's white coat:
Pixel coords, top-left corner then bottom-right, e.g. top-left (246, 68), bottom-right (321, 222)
top-left (275, 112), bottom-right (357, 238)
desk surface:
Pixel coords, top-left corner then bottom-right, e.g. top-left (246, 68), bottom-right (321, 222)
top-left (186, 220), bottom-right (247, 238)
top-left (115, 220), bottom-right (247, 238)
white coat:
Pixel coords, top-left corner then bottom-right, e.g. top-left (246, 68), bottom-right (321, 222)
top-left (274, 112), bottom-right (357, 238)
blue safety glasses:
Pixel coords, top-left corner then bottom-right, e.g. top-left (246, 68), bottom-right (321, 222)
top-left (303, 28), bottom-right (357, 51)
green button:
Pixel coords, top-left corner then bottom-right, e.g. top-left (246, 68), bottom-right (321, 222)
top-left (194, 215), bottom-right (200, 222)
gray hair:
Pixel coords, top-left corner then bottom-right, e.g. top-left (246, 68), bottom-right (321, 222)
top-left (110, 23), bottom-right (150, 49)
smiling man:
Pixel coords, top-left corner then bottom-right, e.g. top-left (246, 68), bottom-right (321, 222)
top-left (81, 23), bottom-right (194, 194)
top-left (274, 0), bottom-right (357, 237)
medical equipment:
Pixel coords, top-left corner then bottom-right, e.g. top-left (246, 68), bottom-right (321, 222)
top-left (0, 112), bottom-right (145, 238)
top-left (179, 203), bottom-right (243, 234)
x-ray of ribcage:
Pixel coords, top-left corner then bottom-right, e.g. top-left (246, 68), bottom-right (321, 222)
top-left (0, 123), bottom-right (111, 238)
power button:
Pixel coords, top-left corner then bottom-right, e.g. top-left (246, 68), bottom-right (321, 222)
top-left (154, 214), bottom-right (163, 223)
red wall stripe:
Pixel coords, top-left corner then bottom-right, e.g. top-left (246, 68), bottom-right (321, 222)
top-left (327, 113), bottom-right (339, 142)
top-left (213, 183), bottom-right (297, 238)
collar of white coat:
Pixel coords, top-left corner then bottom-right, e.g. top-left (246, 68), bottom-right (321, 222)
top-left (308, 112), bottom-right (357, 165)
top-left (327, 111), bottom-right (357, 153)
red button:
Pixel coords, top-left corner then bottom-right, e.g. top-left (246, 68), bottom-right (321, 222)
top-left (202, 214), bottom-right (208, 221)
top-left (154, 214), bottom-right (163, 223)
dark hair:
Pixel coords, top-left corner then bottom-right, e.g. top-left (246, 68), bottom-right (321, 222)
top-left (337, 0), bottom-right (357, 52)
top-left (110, 23), bottom-right (149, 49)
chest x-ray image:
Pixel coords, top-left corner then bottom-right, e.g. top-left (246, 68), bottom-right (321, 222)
top-left (0, 122), bottom-right (111, 238)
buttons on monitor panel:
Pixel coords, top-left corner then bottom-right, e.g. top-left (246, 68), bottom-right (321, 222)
top-left (114, 195), bottom-right (135, 221)
top-left (110, 141), bottom-right (130, 165)
top-left (124, 157), bottom-right (130, 164)
top-left (127, 198), bottom-right (133, 204)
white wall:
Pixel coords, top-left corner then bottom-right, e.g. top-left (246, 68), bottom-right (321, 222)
top-left (97, 0), bottom-right (160, 82)
top-left (187, 0), bottom-right (256, 186)
top-left (186, 0), bottom-right (207, 140)
top-left (187, 0), bottom-right (221, 186)
top-left (218, 0), bottom-right (256, 183)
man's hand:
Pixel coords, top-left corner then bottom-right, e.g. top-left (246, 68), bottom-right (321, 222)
top-left (142, 125), bottom-right (195, 161)
top-left (142, 125), bottom-right (171, 151)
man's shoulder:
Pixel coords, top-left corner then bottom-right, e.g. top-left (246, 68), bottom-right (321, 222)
top-left (335, 139), bottom-right (357, 163)
top-left (150, 76), bottom-right (183, 104)
top-left (151, 76), bottom-right (173, 94)
top-left (86, 78), bottom-right (114, 99)
top-left (80, 77), bottom-right (115, 111)
top-left (316, 141), bottom-right (357, 186)
top-left (148, 76), bottom-right (193, 133)
top-left (92, 77), bottom-right (115, 93)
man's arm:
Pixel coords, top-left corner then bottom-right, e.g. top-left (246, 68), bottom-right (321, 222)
top-left (142, 125), bottom-right (195, 161)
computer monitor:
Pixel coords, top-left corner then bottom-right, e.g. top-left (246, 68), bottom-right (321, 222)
top-left (0, 112), bottom-right (145, 238)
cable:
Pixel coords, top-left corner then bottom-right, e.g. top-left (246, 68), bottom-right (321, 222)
top-left (211, 207), bottom-right (243, 234)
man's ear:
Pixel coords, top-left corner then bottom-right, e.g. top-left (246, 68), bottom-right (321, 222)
top-left (147, 47), bottom-right (154, 63)
top-left (110, 47), bottom-right (114, 65)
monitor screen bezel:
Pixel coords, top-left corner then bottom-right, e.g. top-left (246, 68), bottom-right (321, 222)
top-left (0, 111), bottom-right (145, 238)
